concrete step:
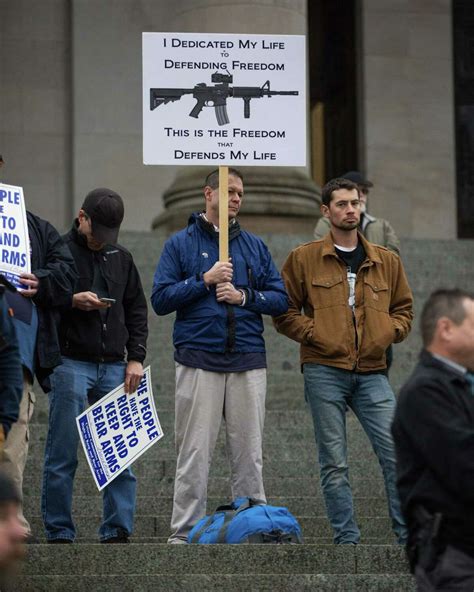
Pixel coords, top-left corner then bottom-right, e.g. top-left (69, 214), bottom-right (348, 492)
top-left (23, 495), bottom-right (390, 518)
top-left (23, 476), bottom-right (390, 498)
top-left (25, 424), bottom-right (384, 460)
top-left (24, 444), bottom-right (378, 469)
top-left (24, 534), bottom-right (400, 545)
top-left (20, 544), bottom-right (410, 575)
top-left (30, 345), bottom-right (419, 413)
top-left (15, 234), bottom-right (472, 592)
top-left (27, 405), bottom-right (388, 433)
top-left (11, 573), bottom-right (416, 592)
top-left (24, 535), bottom-right (397, 544)
top-left (22, 455), bottom-right (390, 480)
top-left (26, 418), bottom-right (319, 442)
top-left (31, 401), bottom-right (314, 423)
top-left (26, 515), bottom-right (397, 539)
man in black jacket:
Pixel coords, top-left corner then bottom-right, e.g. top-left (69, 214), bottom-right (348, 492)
top-left (41, 188), bottom-right (148, 544)
top-left (392, 288), bottom-right (474, 590)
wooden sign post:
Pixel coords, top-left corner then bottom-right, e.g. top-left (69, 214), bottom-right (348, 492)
top-left (218, 166), bottom-right (229, 262)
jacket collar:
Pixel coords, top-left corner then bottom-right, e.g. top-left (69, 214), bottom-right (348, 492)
top-left (321, 230), bottom-right (382, 264)
top-left (420, 349), bottom-right (467, 378)
top-left (70, 219), bottom-right (100, 251)
top-left (189, 212), bottom-right (241, 241)
top-left (360, 212), bottom-right (376, 233)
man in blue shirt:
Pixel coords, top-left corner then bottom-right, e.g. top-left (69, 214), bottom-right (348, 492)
top-left (152, 168), bottom-right (288, 543)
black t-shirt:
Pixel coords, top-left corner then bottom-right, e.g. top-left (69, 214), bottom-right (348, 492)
top-left (334, 241), bottom-right (366, 276)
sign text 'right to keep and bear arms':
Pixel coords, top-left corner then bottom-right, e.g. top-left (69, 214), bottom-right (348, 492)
top-left (77, 366), bottom-right (163, 491)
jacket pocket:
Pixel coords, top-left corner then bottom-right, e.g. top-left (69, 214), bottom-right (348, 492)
top-left (311, 275), bottom-right (346, 309)
top-left (360, 308), bottom-right (395, 361)
top-left (364, 278), bottom-right (390, 312)
top-left (310, 309), bottom-right (351, 359)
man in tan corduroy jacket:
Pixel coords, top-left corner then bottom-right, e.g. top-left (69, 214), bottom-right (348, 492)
top-left (274, 177), bottom-right (413, 546)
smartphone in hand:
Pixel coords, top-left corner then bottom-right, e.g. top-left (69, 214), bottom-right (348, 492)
top-left (99, 297), bottom-right (116, 305)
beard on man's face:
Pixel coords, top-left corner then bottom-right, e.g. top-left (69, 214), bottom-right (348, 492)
top-left (332, 219), bottom-right (359, 231)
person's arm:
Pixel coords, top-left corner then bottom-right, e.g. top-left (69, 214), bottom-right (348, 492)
top-left (122, 260), bottom-right (148, 393)
top-left (272, 248), bottom-right (314, 343)
top-left (123, 260), bottom-right (148, 365)
top-left (388, 255), bottom-right (413, 343)
top-left (397, 379), bottom-right (474, 503)
top-left (313, 216), bottom-right (330, 240)
top-left (236, 243), bottom-right (288, 316)
top-left (0, 298), bottom-right (22, 439)
top-left (151, 237), bottom-right (231, 316)
top-left (383, 219), bottom-right (401, 255)
top-left (21, 221), bottom-right (77, 308)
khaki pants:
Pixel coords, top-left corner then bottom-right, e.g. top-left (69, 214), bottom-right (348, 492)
top-left (1, 371), bottom-right (35, 532)
top-left (169, 364), bottom-right (266, 543)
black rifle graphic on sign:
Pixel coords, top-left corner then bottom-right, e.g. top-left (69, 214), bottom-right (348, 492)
top-left (150, 72), bottom-right (299, 126)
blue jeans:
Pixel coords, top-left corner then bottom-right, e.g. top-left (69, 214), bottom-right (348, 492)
top-left (303, 363), bottom-right (406, 544)
top-left (42, 357), bottom-right (137, 542)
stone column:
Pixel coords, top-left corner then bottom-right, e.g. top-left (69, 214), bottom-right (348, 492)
top-left (0, 0), bottom-right (71, 230)
top-left (152, 0), bottom-right (320, 234)
top-left (358, 0), bottom-right (456, 239)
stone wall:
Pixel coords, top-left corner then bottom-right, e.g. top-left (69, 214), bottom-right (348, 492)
top-left (0, 0), bottom-right (457, 237)
top-left (71, 0), bottom-right (177, 231)
top-left (0, 0), bottom-right (71, 228)
top-left (359, 0), bottom-right (455, 239)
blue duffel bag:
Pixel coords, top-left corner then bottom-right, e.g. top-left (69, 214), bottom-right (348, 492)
top-left (188, 497), bottom-right (303, 544)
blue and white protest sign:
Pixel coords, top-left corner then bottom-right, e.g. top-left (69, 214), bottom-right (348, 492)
top-left (76, 366), bottom-right (163, 491)
top-left (0, 183), bottom-right (30, 288)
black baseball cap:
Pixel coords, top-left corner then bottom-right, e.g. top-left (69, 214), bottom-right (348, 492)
top-left (341, 171), bottom-right (373, 188)
top-left (81, 188), bottom-right (124, 244)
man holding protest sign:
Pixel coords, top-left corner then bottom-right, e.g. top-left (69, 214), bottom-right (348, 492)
top-left (41, 188), bottom-right (148, 543)
top-left (0, 154), bottom-right (78, 538)
top-left (151, 168), bottom-right (288, 543)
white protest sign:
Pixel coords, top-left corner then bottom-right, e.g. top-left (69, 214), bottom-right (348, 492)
top-left (0, 183), bottom-right (31, 289)
top-left (76, 366), bottom-right (163, 491)
top-left (143, 33), bottom-right (306, 166)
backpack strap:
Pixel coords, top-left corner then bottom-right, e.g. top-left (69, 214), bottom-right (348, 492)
top-left (215, 504), bottom-right (236, 512)
top-left (216, 510), bottom-right (238, 543)
top-left (234, 497), bottom-right (266, 515)
top-left (189, 515), bottom-right (214, 544)
top-left (217, 498), bottom-right (267, 543)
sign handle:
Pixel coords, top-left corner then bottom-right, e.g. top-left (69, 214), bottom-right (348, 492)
top-left (219, 166), bottom-right (229, 262)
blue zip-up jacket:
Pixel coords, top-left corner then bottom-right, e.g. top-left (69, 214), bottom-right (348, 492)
top-left (151, 214), bottom-right (288, 353)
